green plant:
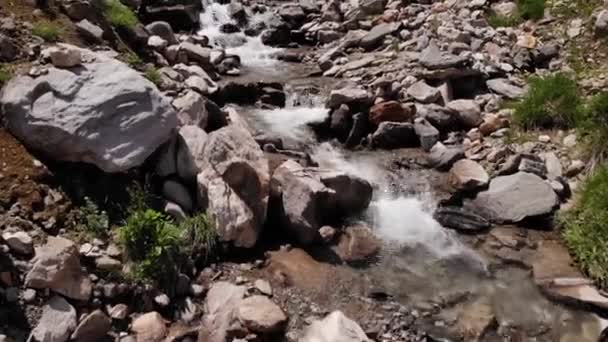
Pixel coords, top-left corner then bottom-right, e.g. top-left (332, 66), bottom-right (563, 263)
top-left (76, 197), bottom-right (110, 238)
top-left (104, 0), bottom-right (138, 30)
top-left (126, 182), bottom-right (155, 215)
top-left (514, 73), bottom-right (582, 129)
top-left (145, 67), bottom-right (162, 87)
top-left (0, 66), bottom-right (12, 87)
top-left (560, 166), bottom-right (608, 288)
top-left (124, 52), bottom-right (143, 68)
top-left (179, 212), bottom-right (217, 262)
top-left (550, 0), bottom-right (600, 18)
top-left (580, 92), bottom-right (608, 160)
top-left (32, 21), bottom-right (63, 42)
top-left (487, 12), bottom-right (521, 27)
top-left (517, 0), bottom-right (546, 20)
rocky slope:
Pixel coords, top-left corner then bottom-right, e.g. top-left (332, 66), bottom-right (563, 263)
top-left (1, 0), bottom-right (608, 341)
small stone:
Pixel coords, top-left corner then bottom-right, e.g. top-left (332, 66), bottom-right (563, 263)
top-left (236, 296), bottom-right (288, 333)
top-left (109, 304), bottom-right (129, 320)
top-left (563, 134), bottom-right (577, 147)
top-left (235, 276), bottom-right (248, 285)
top-left (2, 231), bottom-right (33, 255)
top-left (318, 225), bottom-right (337, 243)
top-left (566, 160), bottom-right (585, 177)
top-left (190, 284), bottom-right (204, 297)
top-left (71, 309), bottom-right (111, 342)
top-left (95, 256), bottom-right (121, 271)
top-left (154, 293), bottom-right (171, 307)
top-left (538, 135), bottom-right (551, 143)
top-left (23, 288), bottom-right (36, 303)
top-left (45, 44), bottom-right (82, 68)
top-left (254, 279), bottom-right (273, 296)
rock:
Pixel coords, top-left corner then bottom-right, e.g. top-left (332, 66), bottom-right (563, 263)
top-left (109, 304), bottom-right (129, 320)
top-left (279, 4), bottom-right (306, 26)
top-left (30, 296), bottom-right (77, 342)
top-left (407, 81), bottom-right (441, 103)
top-left (327, 86), bottom-right (371, 109)
top-left (199, 282), bottom-right (246, 342)
top-left (414, 118), bottom-right (440, 151)
top-left (164, 201), bottom-right (187, 221)
top-left (301, 311), bottom-right (371, 342)
top-left (369, 101), bottom-right (414, 125)
top-left (420, 42), bottom-right (468, 70)
top-left (428, 143), bottom-right (465, 171)
top-left (479, 114), bottom-right (503, 136)
top-left (345, 112), bottom-right (369, 148)
top-left (23, 288), bottom-right (36, 303)
top-left (359, 22), bottom-right (400, 50)
top-left (254, 279), bottom-right (273, 296)
top-left (142, 0), bottom-right (201, 32)
top-left (563, 134), bottom-right (577, 147)
top-left (236, 295), bottom-right (288, 333)
top-left (176, 125), bottom-right (208, 182)
top-left (95, 256), bottom-right (121, 271)
top-left (538, 277), bottom-right (608, 313)
top-left (25, 236), bottom-right (92, 301)
top-left (0, 34), bottom-right (18, 61)
top-left (434, 206), bottom-right (490, 233)
top-left (2, 230), bottom-right (33, 255)
top-left (447, 100), bottom-right (482, 128)
top-left (179, 42), bottom-right (212, 65)
top-left (491, 1), bottom-right (517, 17)
top-left (319, 226), bottom-right (337, 243)
top-left (542, 152), bottom-right (562, 180)
top-left (162, 180), bottom-right (193, 212)
top-left (360, 0), bottom-right (385, 14)
top-left (75, 19), bottom-right (104, 44)
top-left (448, 159), bottom-right (489, 191)
top-left (596, 10), bottom-right (608, 36)
top-left (330, 105), bottom-right (352, 141)
top-left (173, 90), bottom-right (209, 128)
top-left (197, 120), bottom-right (269, 248)
top-left (320, 170), bottom-right (373, 214)
top-left (333, 223), bottom-right (381, 262)
top-left (145, 21), bottom-right (178, 45)
top-left (154, 294), bottom-right (170, 307)
top-left (45, 45), bottom-right (82, 68)
top-left (148, 35), bottom-right (168, 50)
top-left (518, 156), bottom-right (547, 178)
top-left (486, 79), bottom-right (525, 99)
top-left (1, 45), bottom-right (177, 173)
top-left (71, 310), bottom-right (111, 342)
top-left (132, 312), bottom-right (167, 342)
top-left (370, 122), bottom-right (418, 149)
top-left (299, 0), bottom-right (319, 13)
top-left (566, 160), bottom-right (585, 177)
top-left (469, 172), bottom-right (559, 223)
top-left (318, 30), bottom-right (343, 44)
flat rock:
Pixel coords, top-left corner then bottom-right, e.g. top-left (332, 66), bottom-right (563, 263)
top-left (2, 230), bottom-right (33, 255)
top-left (414, 118), bottom-right (440, 151)
top-left (420, 42), bottom-right (468, 70)
top-left (448, 159), bottom-right (489, 191)
top-left (447, 99), bottom-right (482, 128)
top-left (326, 86), bottom-right (371, 109)
top-left (428, 142), bottom-right (465, 171)
top-left (30, 296), bottom-right (77, 342)
top-left (434, 206), bottom-right (490, 233)
top-left (332, 223), bottom-right (381, 262)
top-left (359, 22), bottom-right (400, 50)
top-left (301, 311), bottom-right (371, 342)
top-left (407, 80), bottom-right (441, 103)
top-left (236, 295), bottom-right (288, 333)
top-left (469, 172), bottom-right (559, 223)
top-left (486, 78), bottom-right (525, 99)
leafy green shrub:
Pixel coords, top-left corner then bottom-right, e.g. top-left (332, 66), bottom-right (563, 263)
top-left (104, 0), bottom-right (138, 30)
top-left (514, 73), bottom-right (582, 129)
top-left (487, 12), bottom-right (521, 27)
top-left (560, 167), bottom-right (608, 288)
top-left (124, 52), bottom-right (143, 68)
top-left (76, 197), bottom-right (110, 238)
top-left (32, 21), bottom-right (63, 42)
top-left (517, 0), bottom-right (545, 20)
top-left (0, 66), bottom-right (12, 87)
top-left (145, 67), bottom-right (162, 87)
top-left (180, 212), bottom-right (217, 262)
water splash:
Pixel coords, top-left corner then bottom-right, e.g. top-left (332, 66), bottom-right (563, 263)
top-left (255, 106), bottom-right (328, 142)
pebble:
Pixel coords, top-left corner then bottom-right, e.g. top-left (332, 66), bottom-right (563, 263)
top-left (154, 293), bottom-right (170, 307)
top-left (23, 288), bottom-right (36, 303)
top-left (538, 135), bottom-right (551, 143)
top-left (254, 279), bottom-right (273, 296)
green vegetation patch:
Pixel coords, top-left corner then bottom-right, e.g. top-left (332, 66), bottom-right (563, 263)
top-left (104, 0), bottom-right (139, 30)
top-left (560, 166), bottom-right (608, 288)
top-left (580, 92), bottom-right (608, 160)
top-left (75, 197), bottom-right (110, 239)
top-left (0, 66), bottom-right (12, 87)
top-left (513, 73), bottom-right (582, 129)
top-left (145, 67), bottom-right (162, 87)
top-left (32, 21), bottom-right (63, 42)
top-left (487, 0), bottom-right (546, 27)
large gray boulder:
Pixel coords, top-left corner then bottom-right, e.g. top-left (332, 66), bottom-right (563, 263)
top-left (469, 172), bottom-right (559, 223)
top-left (30, 296), bottom-right (78, 342)
top-left (0, 45), bottom-right (177, 173)
top-left (301, 311), bottom-right (371, 342)
top-left (25, 236), bottom-right (92, 301)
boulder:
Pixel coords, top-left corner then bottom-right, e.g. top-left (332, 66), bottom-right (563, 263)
top-left (332, 223), bottom-right (381, 262)
top-left (279, 4), bottom-right (306, 27)
top-left (132, 312), bottom-right (167, 342)
top-left (414, 118), bottom-right (440, 151)
top-left (417, 103), bottom-right (457, 133)
top-left (370, 122), bottom-right (418, 149)
top-left (434, 206), bottom-right (490, 233)
top-left (236, 296), bottom-right (288, 333)
top-left (25, 236), bottom-right (92, 301)
top-left (469, 172), bottom-right (559, 223)
top-left (326, 86), bottom-right (371, 109)
top-left (1, 45), bottom-right (177, 173)
top-left (407, 80), bottom-right (441, 103)
top-left (301, 311), bottom-right (371, 342)
top-left (172, 90), bottom-right (209, 128)
top-left (199, 282), bottom-right (246, 342)
top-left (145, 21), bottom-right (178, 45)
top-left (428, 142), bottom-right (465, 171)
top-left (30, 296), bottom-right (77, 342)
top-left (176, 125), bottom-right (208, 182)
top-left (71, 310), bottom-right (111, 342)
top-left (0, 34), bottom-right (18, 61)
top-left (359, 22), bottom-right (400, 50)
top-left (319, 170), bottom-right (373, 214)
top-left (447, 100), bottom-right (482, 128)
top-left (420, 42), bottom-right (468, 70)
top-left (75, 19), bottom-right (104, 44)
top-left (61, 0), bottom-right (91, 21)
top-left (448, 159), bottom-right (489, 191)
top-left (330, 104), bottom-right (352, 141)
top-left (369, 101), bottom-right (415, 125)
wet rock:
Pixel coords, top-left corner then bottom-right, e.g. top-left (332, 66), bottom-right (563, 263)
top-left (2, 230), bottom-right (33, 255)
top-left (45, 44), bottom-right (82, 68)
top-left (1, 45), bottom-right (177, 173)
top-left (333, 223), bottom-right (381, 263)
top-left (71, 310), bottom-right (111, 342)
top-left (75, 19), bottom-right (104, 44)
top-left (369, 101), bottom-right (415, 125)
top-left (132, 312), bottom-right (167, 342)
top-left (145, 21), bottom-right (178, 45)
top-left (330, 104), bottom-right (352, 141)
top-left (414, 118), bottom-right (440, 152)
top-left (448, 159), bottom-right (489, 191)
top-left (25, 236), bottom-right (92, 301)
top-left (327, 86), bottom-right (372, 109)
top-left (30, 296), bottom-right (77, 342)
top-left (261, 26), bottom-right (290, 46)
top-left (434, 206), bottom-right (490, 233)
top-left (345, 112), bottom-right (369, 148)
top-left (199, 282), bottom-right (246, 342)
top-left (279, 4), bottom-right (306, 27)
top-left (301, 311), bottom-right (371, 342)
top-left (447, 100), bottom-right (482, 128)
top-left (370, 122), bottom-right (418, 149)
top-left (428, 143), bottom-right (465, 171)
top-left (486, 78), bottom-right (525, 99)
top-left (236, 295), bottom-right (288, 333)
top-left (407, 80), bottom-right (441, 103)
top-left (142, 0), bottom-right (201, 32)
top-left (470, 172), bottom-right (559, 223)
top-left (359, 22), bottom-right (400, 50)
top-left (538, 277), bottom-right (608, 313)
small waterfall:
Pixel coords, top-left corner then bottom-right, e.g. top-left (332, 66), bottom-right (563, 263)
top-left (198, 0), bottom-right (283, 69)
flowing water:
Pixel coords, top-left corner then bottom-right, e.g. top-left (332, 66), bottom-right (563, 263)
top-left (197, 2), bottom-right (607, 339)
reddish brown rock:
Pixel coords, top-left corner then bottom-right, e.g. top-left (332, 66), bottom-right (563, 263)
top-left (369, 101), bottom-right (415, 126)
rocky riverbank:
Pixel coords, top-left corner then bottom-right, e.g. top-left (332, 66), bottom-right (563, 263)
top-left (1, 0), bottom-right (608, 341)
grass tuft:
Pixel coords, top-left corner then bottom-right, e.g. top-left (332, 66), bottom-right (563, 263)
top-left (513, 73), bottom-right (582, 129)
top-left (104, 0), bottom-right (139, 30)
top-left (75, 197), bottom-right (110, 239)
top-left (145, 67), bottom-right (162, 87)
top-left (560, 166), bottom-right (608, 288)
top-left (32, 21), bottom-right (63, 42)
top-left (517, 0), bottom-right (546, 20)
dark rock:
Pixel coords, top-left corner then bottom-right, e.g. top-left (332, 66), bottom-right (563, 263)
top-left (370, 122), bottom-right (418, 149)
top-left (345, 112), bottom-right (369, 148)
top-left (434, 206), bottom-right (490, 233)
top-left (279, 4), bottom-right (306, 27)
top-left (260, 87), bottom-right (286, 107)
top-left (0, 34), bottom-right (18, 62)
top-left (417, 104), bottom-right (457, 133)
top-left (145, 21), bottom-right (178, 45)
top-left (330, 104), bottom-right (353, 142)
top-left (142, 0), bottom-right (202, 32)
top-left (76, 19), bottom-right (105, 44)
top-left (414, 118), bottom-right (440, 151)
top-left (220, 23), bottom-right (240, 33)
top-left (261, 26), bottom-right (291, 46)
